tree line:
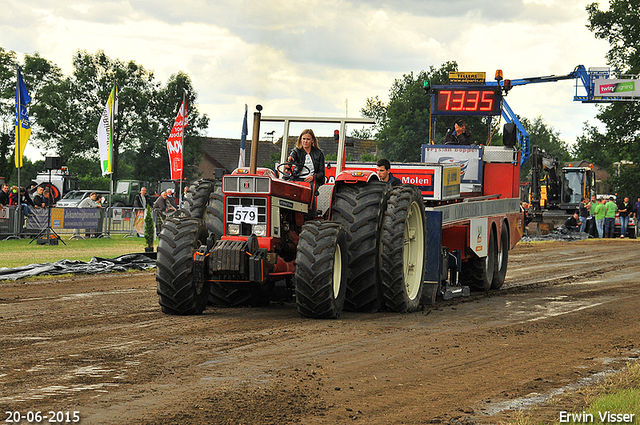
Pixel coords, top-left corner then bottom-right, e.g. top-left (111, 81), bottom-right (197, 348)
top-left (0, 48), bottom-right (209, 190)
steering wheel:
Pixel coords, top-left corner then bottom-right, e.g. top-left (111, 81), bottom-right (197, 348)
top-left (276, 162), bottom-right (312, 181)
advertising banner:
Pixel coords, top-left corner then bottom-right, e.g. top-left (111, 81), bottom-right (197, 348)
top-left (422, 145), bottom-right (483, 184)
top-left (595, 79), bottom-right (640, 97)
top-left (51, 208), bottom-right (101, 229)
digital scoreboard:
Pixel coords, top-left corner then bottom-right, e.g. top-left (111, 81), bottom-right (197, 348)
top-left (431, 87), bottom-right (502, 116)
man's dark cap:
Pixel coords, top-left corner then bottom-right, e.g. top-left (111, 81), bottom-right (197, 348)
top-left (454, 119), bottom-right (465, 126)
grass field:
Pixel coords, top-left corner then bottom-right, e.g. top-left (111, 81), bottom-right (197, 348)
top-left (0, 237), bottom-right (151, 269)
top-left (508, 362), bottom-right (640, 424)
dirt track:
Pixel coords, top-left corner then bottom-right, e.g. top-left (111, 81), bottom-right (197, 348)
top-left (1, 239), bottom-right (639, 424)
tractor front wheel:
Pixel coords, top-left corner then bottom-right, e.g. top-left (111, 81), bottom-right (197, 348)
top-left (183, 178), bottom-right (216, 219)
top-left (156, 217), bottom-right (209, 315)
top-left (295, 221), bottom-right (348, 319)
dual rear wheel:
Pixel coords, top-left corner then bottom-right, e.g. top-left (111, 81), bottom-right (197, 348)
top-left (462, 222), bottom-right (509, 291)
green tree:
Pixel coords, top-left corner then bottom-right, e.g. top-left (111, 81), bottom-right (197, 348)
top-left (585, 0), bottom-right (640, 193)
top-left (571, 123), bottom-right (616, 169)
top-left (609, 165), bottom-right (640, 201)
top-left (30, 50), bottom-right (209, 186)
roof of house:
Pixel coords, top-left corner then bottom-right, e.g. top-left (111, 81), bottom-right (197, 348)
top-left (564, 160), bottom-right (610, 180)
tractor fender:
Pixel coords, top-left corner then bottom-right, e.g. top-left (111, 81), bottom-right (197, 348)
top-left (231, 167), bottom-right (276, 178)
top-left (333, 169), bottom-right (380, 184)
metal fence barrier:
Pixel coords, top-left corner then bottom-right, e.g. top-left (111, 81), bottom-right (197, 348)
top-left (0, 206), bottom-right (165, 240)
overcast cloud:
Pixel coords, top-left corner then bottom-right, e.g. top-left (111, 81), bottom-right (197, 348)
top-left (1, 0), bottom-right (610, 160)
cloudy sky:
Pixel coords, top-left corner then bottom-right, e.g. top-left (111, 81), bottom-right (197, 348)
top-left (2, 0), bottom-right (611, 160)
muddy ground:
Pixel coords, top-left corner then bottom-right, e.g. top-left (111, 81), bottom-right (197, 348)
top-left (1, 239), bottom-right (639, 424)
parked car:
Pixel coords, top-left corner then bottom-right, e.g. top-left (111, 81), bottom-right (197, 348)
top-left (56, 190), bottom-right (110, 208)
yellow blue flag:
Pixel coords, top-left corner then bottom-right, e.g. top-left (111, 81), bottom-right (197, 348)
top-left (15, 67), bottom-right (31, 168)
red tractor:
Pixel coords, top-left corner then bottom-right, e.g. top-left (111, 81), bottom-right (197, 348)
top-left (156, 108), bottom-right (427, 319)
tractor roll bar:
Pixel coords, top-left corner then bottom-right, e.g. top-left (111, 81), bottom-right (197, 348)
top-left (260, 114), bottom-right (375, 174)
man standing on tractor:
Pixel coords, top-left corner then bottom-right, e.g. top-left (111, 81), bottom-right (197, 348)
top-left (445, 119), bottom-right (474, 145)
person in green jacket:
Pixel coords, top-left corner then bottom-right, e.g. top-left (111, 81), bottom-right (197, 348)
top-left (604, 196), bottom-right (618, 238)
top-left (595, 198), bottom-right (606, 238)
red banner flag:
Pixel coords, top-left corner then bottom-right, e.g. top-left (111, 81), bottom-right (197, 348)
top-left (167, 93), bottom-right (187, 180)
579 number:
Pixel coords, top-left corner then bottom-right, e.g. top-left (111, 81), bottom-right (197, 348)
top-left (232, 206), bottom-right (258, 224)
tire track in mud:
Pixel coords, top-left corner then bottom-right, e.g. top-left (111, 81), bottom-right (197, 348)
top-left (1, 240), bottom-right (639, 424)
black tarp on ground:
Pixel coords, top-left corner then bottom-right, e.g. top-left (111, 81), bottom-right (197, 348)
top-left (0, 253), bottom-right (156, 281)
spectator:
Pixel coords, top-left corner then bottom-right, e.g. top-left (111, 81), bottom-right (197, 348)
top-left (588, 195), bottom-right (599, 237)
top-left (578, 197), bottom-right (590, 233)
top-left (376, 159), bottom-right (402, 187)
top-left (77, 192), bottom-right (102, 238)
top-left (604, 196), bottom-right (617, 238)
top-left (32, 186), bottom-right (45, 209)
top-left (0, 184), bottom-right (9, 206)
top-left (8, 186), bottom-right (18, 206)
top-left (595, 198), bottom-right (606, 238)
top-left (153, 191), bottom-right (177, 214)
top-left (617, 196), bottom-right (632, 238)
top-left (181, 186), bottom-right (189, 208)
top-left (133, 187), bottom-right (152, 209)
top-left (634, 197), bottom-right (640, 238)
top-left (166, 188), bottom-right (178, 209)
top-left (18, 187), bottom-right (34, 216)
top-left (43, 188), bottom-right (55, 208)
top-left (78, 192), bottom-right (102, 209)
top-left (564, 213), bottom-right (581, 231)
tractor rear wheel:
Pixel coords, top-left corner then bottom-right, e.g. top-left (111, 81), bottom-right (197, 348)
top-left (295, 221), bottom-right (348, 319)
top-left (331, 182), bottom-right (389, 312)
top-left (204, 183), bottom-right (224, 236)
top-left (380, 185), bottom-right (427, 312)
top-left (156, 217), bottom-right (209, 315)
top-left (492, 223), bottom-right (509, 290)
top-left (183, 179), bottom-right (216, 219)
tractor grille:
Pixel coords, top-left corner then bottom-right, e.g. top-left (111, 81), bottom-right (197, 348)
top-left (223, 176), bottom-right (271, 193)
top-left (226, 197), bottom-right (268, 236)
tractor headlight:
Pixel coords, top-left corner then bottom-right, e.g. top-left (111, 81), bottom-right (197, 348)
top-left (252, 224), bottom-right (267, 237)
top-left (227, 223), bottom-right (240, 235)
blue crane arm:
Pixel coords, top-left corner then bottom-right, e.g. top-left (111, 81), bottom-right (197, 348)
top-left (486, 65), bottom-right (598, 101)
top-left (500, 98), bottom-right (530, 166)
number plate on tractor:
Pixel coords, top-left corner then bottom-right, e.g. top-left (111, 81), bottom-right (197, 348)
top-left (232, 206), bottom-right (259, 224)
